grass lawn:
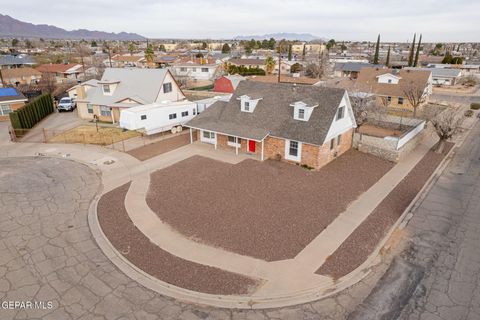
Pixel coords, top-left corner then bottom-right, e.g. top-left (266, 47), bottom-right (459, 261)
top-left (48, 125), bottom-right (141, 145)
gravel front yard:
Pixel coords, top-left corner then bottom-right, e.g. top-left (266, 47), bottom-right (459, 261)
top-left (316, 142), bottom-right (454, 279)
top-left (97, 182), bottom-right (259, 295)
top-left (146, 150), bottom-right (394, 261)
top-left (127, 132), bottom-right (193, 161)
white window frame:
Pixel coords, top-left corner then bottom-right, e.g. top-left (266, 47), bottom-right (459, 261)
top-left (168, 113), bottom-right (177, 120)
top-left (336, 106), bottom-right (345, 120)
top-left (200, 130), bottom-right (216, 144)
top-left (284, 139), bottom-right (302, 162)
top-left (102, 84), bottom-right (110, 94)
top-left (163, 82), bottom-right (173, 93)
top-left (298, 108), bottom-right (305, 119)
top-left (181, 111), bottom-right (189, 117)
top-left (201, 67), bottom-right (209, 72)
top-left (100, 106), bottom-right (111, 117)
top-left (0, 104), bottom-right (12, 116)
top-left (87, 104), bottom-right (94, 114)
top-left (227, 136), bottom-right (241, 147)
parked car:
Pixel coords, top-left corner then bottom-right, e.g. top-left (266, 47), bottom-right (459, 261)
top-left (57, 97), bottom-right (76, 112)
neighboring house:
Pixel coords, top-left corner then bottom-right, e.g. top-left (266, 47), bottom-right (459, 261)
top-left (109, 54), bottom-right (147, 68)
top-left (66, 79), bottom-right (99, 100)
top-left (228, 58), bottom-right (267, 71)
top-left (0, 54), bottom-right (35, 69)
top-left (185, 81), bottom-right (356, 170)
top-left (273, 60), bottom-right (295, 75)
top-left (36, 63), bottom-right (83, 84)
top-left (214, 75), bottom-right (246, 93)
top-left (170, 57), bottom-right (220, 81)
top-left (334, 63), bottom-right (384, 79)
top-left (247, 75), bottom-right (322, 85)
top-left (0, 67), bottom-right (42, 87)
top-left (75, 68), bottom-right (185, 123)
top-left (0, 88), bottom-right (28, 121)
top-left (291, 44), bottom-right (326, 55)
top-left (405, 67), bottom-right (462, 86)
top-left (354, 68), bottom-right (432, 110)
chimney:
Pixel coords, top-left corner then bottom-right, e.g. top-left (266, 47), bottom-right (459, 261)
top-left (77, 84), bottom-right (86, 100)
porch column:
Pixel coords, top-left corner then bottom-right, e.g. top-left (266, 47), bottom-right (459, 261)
top-left (110, 108), bottom-right (115, 124)
top-left (214, 133), bottom-right (217, 150)
top-left (189, 128), bottom-right (193, 144)
top-left (261, 139), bottom-right (264, 161)
top-left (235, 137), bottom-right (239, 155)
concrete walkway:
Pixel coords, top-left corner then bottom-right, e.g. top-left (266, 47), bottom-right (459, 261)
top-left (0, 130), bottom-right (445, 308)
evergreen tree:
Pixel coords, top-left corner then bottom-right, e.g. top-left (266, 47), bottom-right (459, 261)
top-left (159, 44), bottom-right (166, 52)
top-left (414, 34), bottom-right (422, 67)
top-left (221, 43), bottom-right (231, 54)
top-left (373, 34), bottom-right (380, 64)
top-left (442, 51), bottom-right (453, 64)
top-left (302, 44), bottom-right (306, 60)
top-left (288, 44), bottom-right (292, 61)
top-left (408, 33), bottom-right (416, 67)
top-left (385, 46), bottom-right (390, 67)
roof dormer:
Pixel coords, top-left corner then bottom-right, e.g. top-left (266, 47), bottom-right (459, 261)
top-left (376, 73), bottom-right (401, 84)
top-left (290, 100), bottom-right (318, 121)
top-left (237, 94), bottom-right (262, 113)
top-left (98, 79), bottom-right (120, 96)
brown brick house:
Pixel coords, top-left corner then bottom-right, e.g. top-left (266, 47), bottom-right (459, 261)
top-left (0, 88), bottom-right (27, 121)
top-left (185, 81), bottom-right (357, 170)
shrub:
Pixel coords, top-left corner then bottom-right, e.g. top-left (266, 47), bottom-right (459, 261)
top-left (464, 110), bottom-right (474, 117)
top-left (471, 103), bottom-right (480, 110)
top-left (9, 93), bottom-right (54, 130)
top-left (301, 164), bottom-right (315, 170)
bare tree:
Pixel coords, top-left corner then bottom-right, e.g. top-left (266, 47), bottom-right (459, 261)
top-left (76, 44), bottom-right (91, 80)
top-left (427, 107), bottom-right (464, 154)
top-left (176, 41), bottom-right (191, 50)
top-left (305, 51), bottom-right (329, 79)
top-left (401, 80), bottom-right (427, 118)
top-left (349, 86), bottom-right (387, 126)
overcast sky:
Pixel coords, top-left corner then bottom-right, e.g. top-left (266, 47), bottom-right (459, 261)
top-left (2, 0), bottom-right (479, 42)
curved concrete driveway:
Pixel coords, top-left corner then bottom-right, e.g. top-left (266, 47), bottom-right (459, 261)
top-left (0, 155), bottom-right (373, 319)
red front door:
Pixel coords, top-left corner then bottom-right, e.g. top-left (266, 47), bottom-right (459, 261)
top-left (248, 140), bottom-right (256, 153)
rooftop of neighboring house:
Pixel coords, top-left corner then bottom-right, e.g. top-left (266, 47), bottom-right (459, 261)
top-left (0, 87), bottom-right (27, 103)
top-left (247, 75), bottom-right (321, 85)
top-left (173, 56), bottom-right (218, 67)
top-left (334, 62), bottom-right (385, 73)
top-left (111, 54), bottom-right (146, 62)
top-left (186, 81), bottom-right (347, 145)
top-left (66, 79), bottom-right (99, 93)
top-left (219, 74), bottom-right (246, 88)
top-left (0, 54), bottom-right (35, 66)
top-left (404, 67), bottom-right (462, 78)
top-left (0, 67), bottom-right (42, 78)
top-left (81, 68), bottom-right (181, 107)
top-left (36, 63), bottom-right (82, 74)
top-left (228, 58), bottom-right (266, 66)
top-left (354, 67), bottom-right (432, 97)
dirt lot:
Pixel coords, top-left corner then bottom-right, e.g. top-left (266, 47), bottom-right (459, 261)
top-left (316, 142), bottom-right (454, 279)
top-left (146, 150), bottom-right (394, 261)
top-left (48, 125), bottom-right (141, 145)
top-left (97, 182), bottom-right (259, 295)
top-left (127, 131), bottom-right (194, 161)
top-left (357, 123), bottom-right (404, 138)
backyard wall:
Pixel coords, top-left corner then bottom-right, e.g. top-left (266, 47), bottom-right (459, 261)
top-left (354, 116), bottom-right (426, 162)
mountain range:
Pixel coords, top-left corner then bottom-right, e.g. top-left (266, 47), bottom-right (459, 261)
top-left (234, 33), bottom-right (323, 41)
top-left (0, 14), bottom-right (145, 40)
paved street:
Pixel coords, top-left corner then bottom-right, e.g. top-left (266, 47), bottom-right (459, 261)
top-left (397, 121), bottom-right (480, 319)
top-left (431, 86), bottom-right (480, 105)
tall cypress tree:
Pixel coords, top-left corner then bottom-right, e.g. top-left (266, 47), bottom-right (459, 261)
top-left (386, 45), bottom-right (391, 67)
top-left (414, 34), bottom-right (422, 67)
top-left (408, 33), bottom-right (416, 67)
top-left (288, 44), bottom-right (292, 61)
top-left (373, 34), bottom-right (380, 64)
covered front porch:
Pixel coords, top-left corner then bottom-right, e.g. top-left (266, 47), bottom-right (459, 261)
top-left (188, 127), bottom-right (266, 161)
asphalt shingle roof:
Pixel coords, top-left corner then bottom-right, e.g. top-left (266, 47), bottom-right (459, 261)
top-left (186, 81), bottom-right (346, 145)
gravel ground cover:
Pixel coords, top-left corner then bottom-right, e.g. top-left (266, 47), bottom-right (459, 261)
top-left (127, 132), bottom-right (193, 161)
top-left (97, 182), bottom-right (259, 295)
top-left (316, 142), bottom-right (454, 279)
top-left (146, 150), bottom-right (394, 261)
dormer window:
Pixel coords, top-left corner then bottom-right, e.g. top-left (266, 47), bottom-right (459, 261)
top-left (336, 106), bottom-right (345, 120)
top-left (238, 95), bottom-right (262, 113)
top-left (103, 84), bottom-right (110, 93)
top-left (291, 100), bottom-right (317, 121)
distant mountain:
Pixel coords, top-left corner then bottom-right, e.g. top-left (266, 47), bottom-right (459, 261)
top-left (0, 14), bottom-right (145, 40)
top-left (234, 33), bottom-right (323, 41)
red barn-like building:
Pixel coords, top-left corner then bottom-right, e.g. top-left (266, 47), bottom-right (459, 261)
top-left (214, 75), bottom-right (246, 93)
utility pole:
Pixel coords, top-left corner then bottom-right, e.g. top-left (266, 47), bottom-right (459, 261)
top-left (277, 44), bottom-right (282, 83)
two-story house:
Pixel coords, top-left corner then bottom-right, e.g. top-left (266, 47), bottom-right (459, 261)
top-left (185, 81), bottom-right (356, 170)
top-left (354, 67), bottom-right (432, 110)
top-left (75, 68), bottom-right (185, 123)
top-left (170, 57), bottom-right (220, 81)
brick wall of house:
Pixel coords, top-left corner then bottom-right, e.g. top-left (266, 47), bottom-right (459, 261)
top-left (0, 102), bottom-right (26, 122)
top-left (216, 133), bottom-right (261, 154)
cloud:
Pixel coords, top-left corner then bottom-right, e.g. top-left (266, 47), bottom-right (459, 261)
top-left (2, 0), bottom-right (479, 41)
